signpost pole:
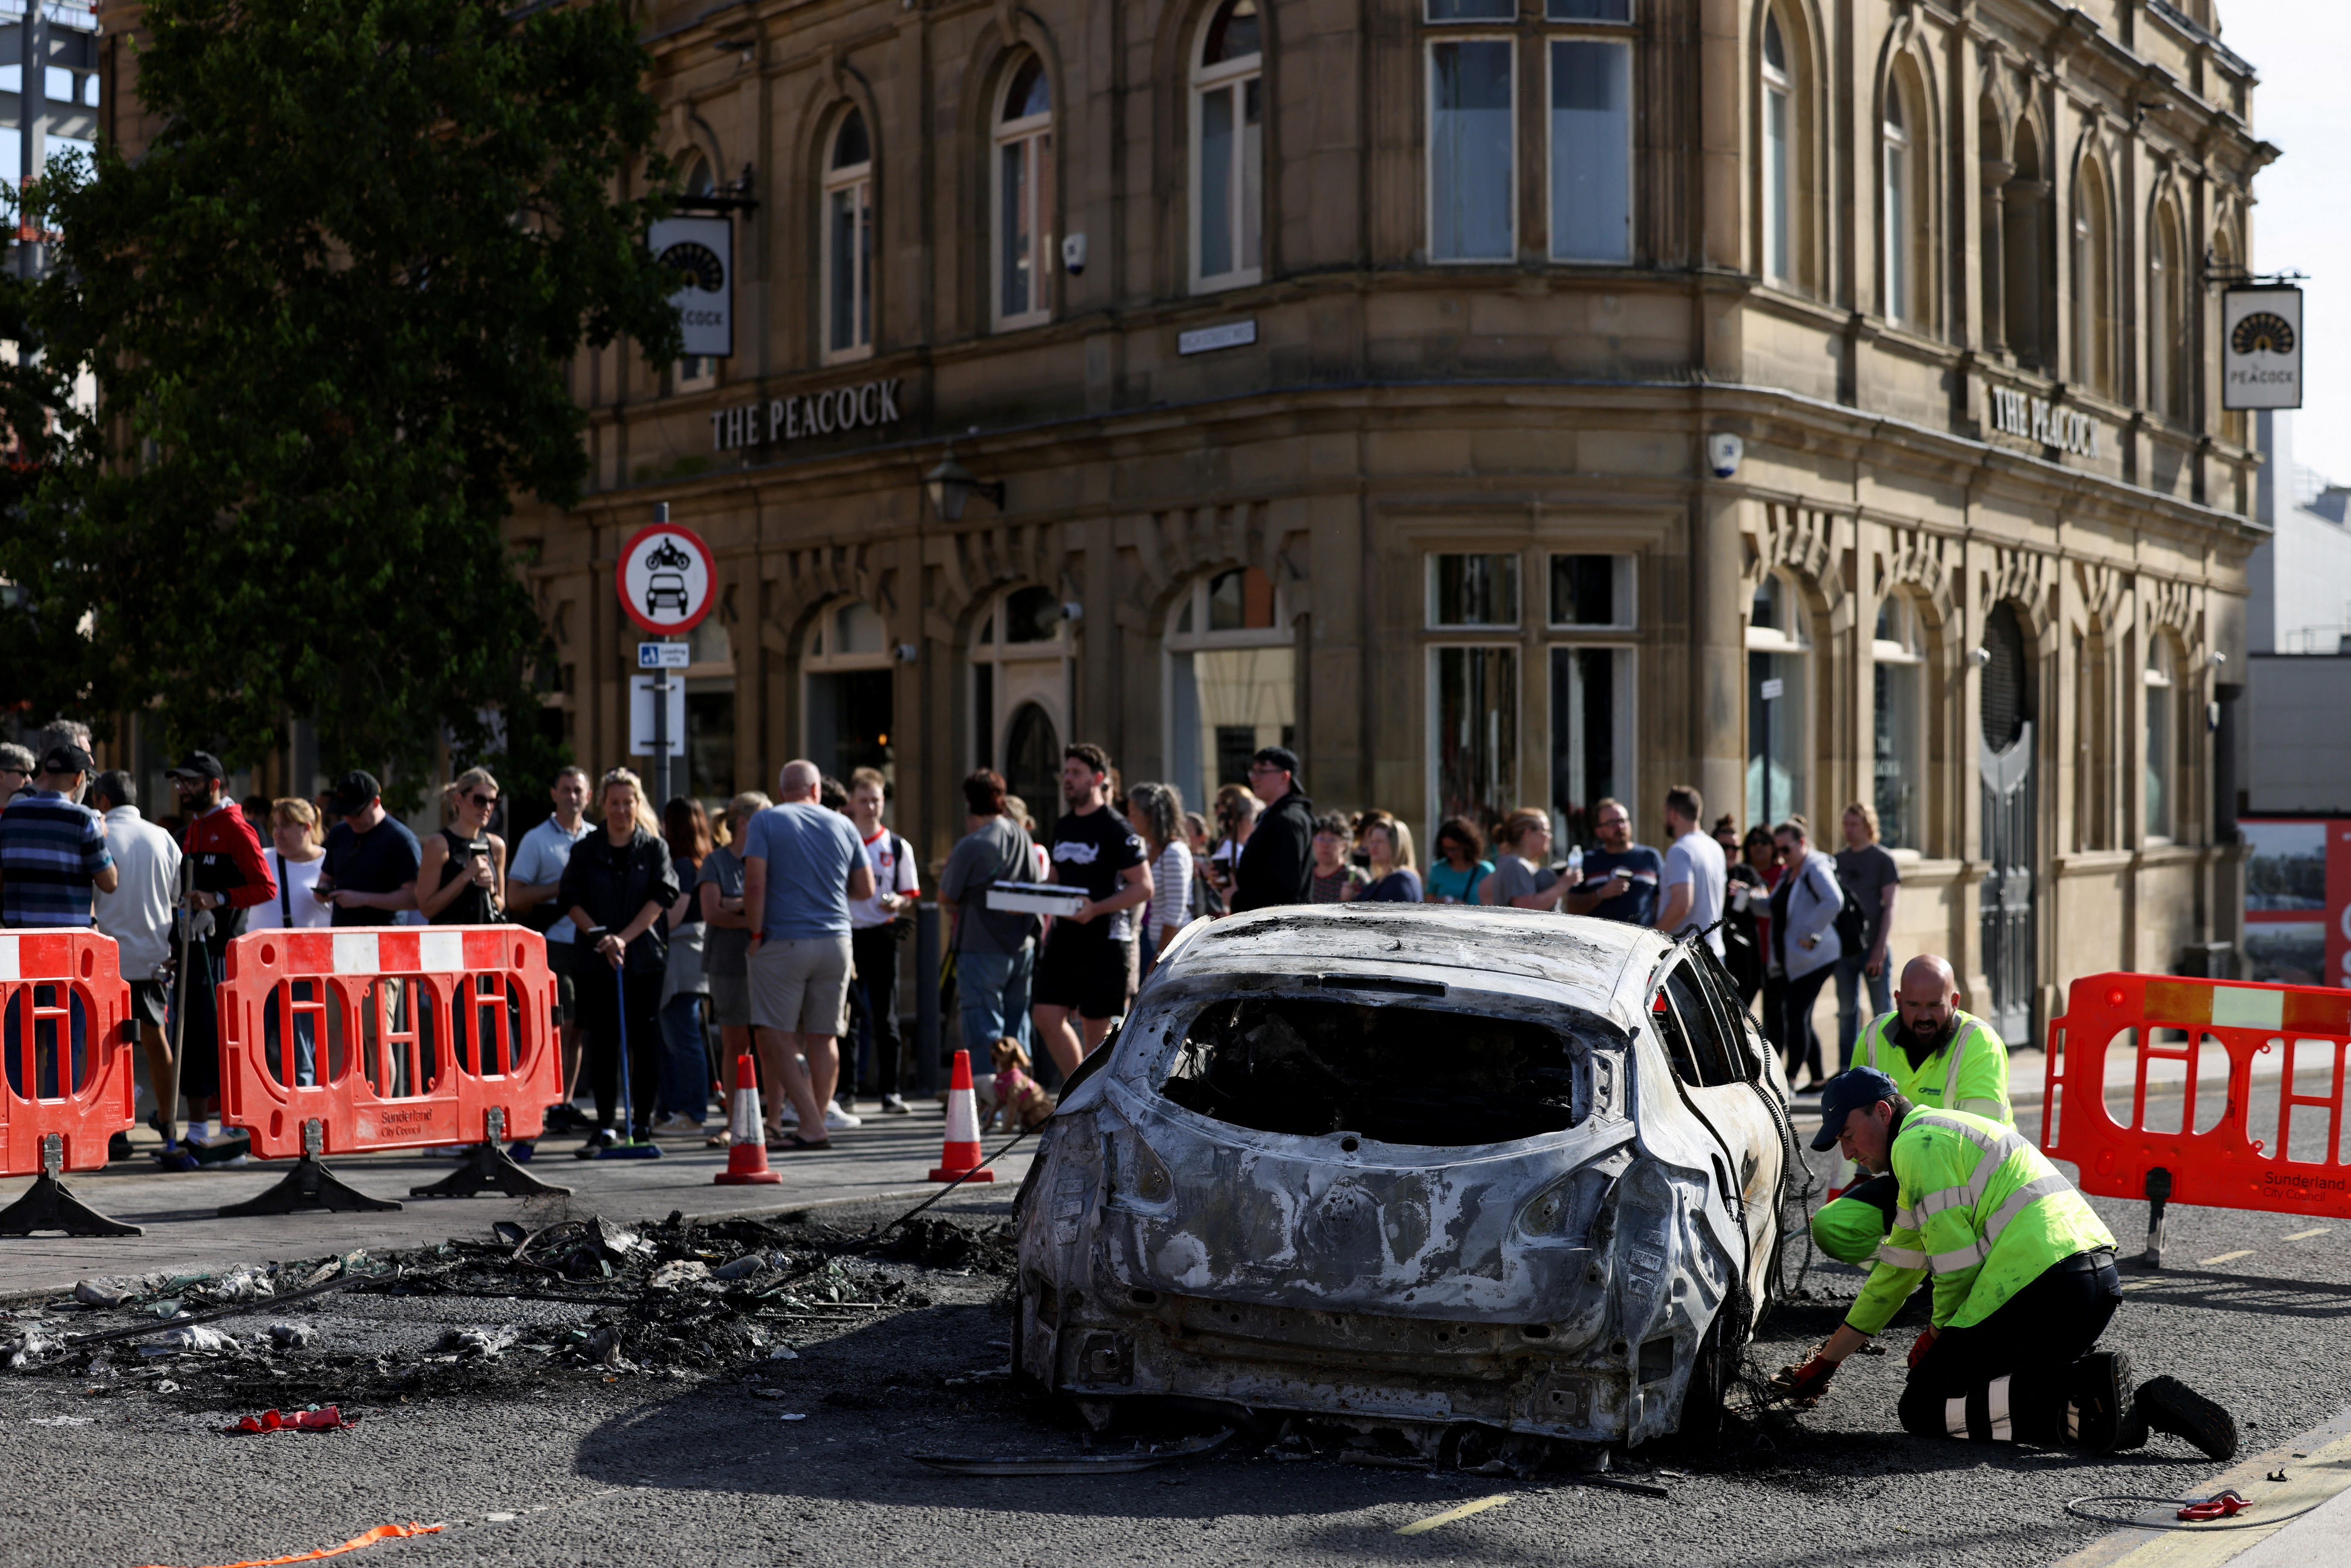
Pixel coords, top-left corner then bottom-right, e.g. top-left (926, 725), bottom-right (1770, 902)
top-left (655, 657), bottom-right (672, 809)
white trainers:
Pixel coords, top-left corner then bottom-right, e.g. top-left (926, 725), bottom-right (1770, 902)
top-left (823, 1105), bottom-right (863, 1130)
top-left (648, 1114), bottom-right (705, 1139)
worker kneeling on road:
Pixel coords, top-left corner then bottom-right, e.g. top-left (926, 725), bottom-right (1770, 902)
top-left (1811, 955), bottom-right (2011, 1268)
top-left (1779, 1068), bottom-right (2236, 1458)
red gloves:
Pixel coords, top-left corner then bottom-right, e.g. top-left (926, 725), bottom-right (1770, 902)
top-left (1773, 1351), bottom-right (1838, 1405)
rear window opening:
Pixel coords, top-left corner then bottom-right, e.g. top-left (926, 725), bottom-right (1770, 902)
top-left (1155, 995), bottom-right (1589, 1147)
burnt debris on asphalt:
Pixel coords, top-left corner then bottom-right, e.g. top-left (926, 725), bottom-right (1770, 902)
top-left (0, 1207), bottom-right (1018, 1410)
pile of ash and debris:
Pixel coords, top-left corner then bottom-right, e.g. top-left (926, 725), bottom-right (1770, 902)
top-left (0, 1208), bottom-right (1019, 1412)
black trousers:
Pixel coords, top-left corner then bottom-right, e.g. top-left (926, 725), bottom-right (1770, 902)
top-left (1897, 1253), bottom-right (2121, 1444)
top-left (575, 962), bottom-right (663, 1133)
top-left (851, 924), bottom-right (904, 1099)
top-left (1782, 963), bottom-right (1833, 1082)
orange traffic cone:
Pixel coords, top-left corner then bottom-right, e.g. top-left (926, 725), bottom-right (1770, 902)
top-left (714, 1054), bottom-right (781, 1186)
top-left (929, 1049), bottom-right (994, 1183)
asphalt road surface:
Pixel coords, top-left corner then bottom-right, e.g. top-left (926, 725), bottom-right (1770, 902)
top-left (2, 1123), bottom-right (2346, 1568)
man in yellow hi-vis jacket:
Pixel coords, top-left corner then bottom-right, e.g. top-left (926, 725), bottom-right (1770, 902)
top-left (1811, 955), bottom-right (2012, 1266)
top-left (1778, 1068), bottom-right (2237, 1458)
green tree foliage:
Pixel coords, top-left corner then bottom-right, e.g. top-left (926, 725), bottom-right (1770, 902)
top-left (0, 0), bottom-right (681, 803)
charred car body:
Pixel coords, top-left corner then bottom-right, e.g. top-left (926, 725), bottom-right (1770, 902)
top-left (1012, 906), bottom-right (1797, 1457)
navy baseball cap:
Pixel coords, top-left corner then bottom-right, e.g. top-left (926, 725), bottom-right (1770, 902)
top-left (1809, 1066), bottom-right (1902, 1151)
top-left (165, 751), bottom-right (224, 781)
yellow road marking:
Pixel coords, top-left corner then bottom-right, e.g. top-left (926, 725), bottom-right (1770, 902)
top-left (2281, 1228), bottom-right (2332, 1241)
top-left (1395, 1494), bottom-right (1512, 1536)
top-left (2196, 1251), bottom-right (2254, 1267)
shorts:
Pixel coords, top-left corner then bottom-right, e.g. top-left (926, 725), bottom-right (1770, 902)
top-left (1032, 927), bottom-right (1135, 1021)
top-left (127, 979), bottom-right (168, 1031)
top-left (545, 939), bottom-right (580, 1023)
top-left (707, 971), bottom-right (752, 1030)
top-left (748, 935), bottom-right (852, 1037)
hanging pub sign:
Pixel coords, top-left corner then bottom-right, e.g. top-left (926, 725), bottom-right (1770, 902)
top-left (2222, 287), bottom-right (2302, 411)
top-left (650, 217), bottom-right (733, 359)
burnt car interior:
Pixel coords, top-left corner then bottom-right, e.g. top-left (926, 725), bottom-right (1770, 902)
top-left (1155, 987), bottom-right (1600, 1146)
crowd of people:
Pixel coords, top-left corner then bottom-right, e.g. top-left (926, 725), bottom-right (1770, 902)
top-left (0, 718), bottom-right (1910, 1167)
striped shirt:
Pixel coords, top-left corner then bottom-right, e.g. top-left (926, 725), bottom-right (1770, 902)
top-left (0, 791), bottom-right (115, 928)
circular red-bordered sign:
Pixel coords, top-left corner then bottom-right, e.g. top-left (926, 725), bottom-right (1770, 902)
top-left (616, 521), bottom-right (715, 635)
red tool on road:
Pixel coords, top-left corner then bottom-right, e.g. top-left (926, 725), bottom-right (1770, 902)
top-left (2176, 1490), bottom-right (2250, 1522)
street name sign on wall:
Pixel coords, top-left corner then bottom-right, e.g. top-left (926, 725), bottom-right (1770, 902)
top-left (651, 217), bottom-right (733, 358)
top-left (2223, 287), bottom-right (2303, 411)
top-left (616, 520), bottom-right (714, 636)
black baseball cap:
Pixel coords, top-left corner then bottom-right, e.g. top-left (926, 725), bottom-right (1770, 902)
top-left (165, 751), bottom-right (225, 781)
top-left (1251, 745), bottom-right (1301, 778)
top-left (1809, 1066), bottom-right (1902, 1151)
top-left (40, 743), bottom-right (95, 776)
top-left (327, 770), bottom-right (383, 816)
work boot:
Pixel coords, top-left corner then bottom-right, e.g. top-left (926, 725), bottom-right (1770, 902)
top-left (108, 1132), bottom-right (136, 1163)
top-left (2066, 1350), bottom-right (2133, 1451)
top-left (2134, 1376), bottom-right (2237, 1460)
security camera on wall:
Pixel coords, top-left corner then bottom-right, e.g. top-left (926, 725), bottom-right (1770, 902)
top-left (1061, 233), bottom-right (1087, 275)
top-left (1706, 433), bottom-right (1744, 480)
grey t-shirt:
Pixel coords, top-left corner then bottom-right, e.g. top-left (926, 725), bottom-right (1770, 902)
top-left (695, 845), bottom-right (749, 978)
top-left (1663, 828), bottom-right (1728, 957)
top-left (941, 816), bottom-right (1037, 956)
top-left (1485, 855), bottom-right (1558, 908)
top-left (1835, 842), bottom-right (1901, 949)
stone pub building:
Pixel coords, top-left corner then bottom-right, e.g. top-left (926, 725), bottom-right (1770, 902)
top-left (517, 0), bottom-right (2271, 1043)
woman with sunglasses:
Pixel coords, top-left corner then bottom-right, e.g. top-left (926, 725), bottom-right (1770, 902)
top-left (418, 767), bottom-right (507, 926)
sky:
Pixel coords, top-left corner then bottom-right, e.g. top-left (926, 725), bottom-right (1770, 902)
top-left (2225, 2), bottom-right (2351, 484)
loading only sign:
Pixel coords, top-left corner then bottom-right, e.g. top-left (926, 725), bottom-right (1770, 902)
top-left (616, 519), bottom-right (715, 636)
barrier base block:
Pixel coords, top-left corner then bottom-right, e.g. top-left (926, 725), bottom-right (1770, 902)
top-left (0, 1172), bottom-right (144, 1238)
top-left (410, 1142), bottom-right (574, 1200)
top-left (216, 1155), bottom-right (402, 1218)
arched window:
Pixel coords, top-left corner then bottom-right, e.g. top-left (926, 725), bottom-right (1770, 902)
top-left (2143, 634), bottom-right (2176, 842)
top-left (804, 600), bottom-right (894, 781)
top-left (1881, 68), bottom-right (1927, 330)
top-left (1760, 14), bottom-right (1794, 286)
top-left (2072, 157), bottom-right (2115, 395)
top-left (2214, 225), bottom-right (2248, 445)
top-left (2150, 200), bottom-right (2186, 419)
top-left (675, 157), bottom-right (717, 390)
top-left (1168, 566), bottom-right (1293, 816)
top-left (1745, 571), bottom-right (1808, 826)
top-left (1872, 593), bottom-right (1928, 851)
top-left (1192, 0), bottom-right (1263, 291)
top-left (824, 111), bottom-right (874, 360)
top-left (2003, 119), bottom-right (2051, 368)
top-left (993, 55), bottom-right (1054, 329)
top-left (972, 585), bottom-right (1070, 814)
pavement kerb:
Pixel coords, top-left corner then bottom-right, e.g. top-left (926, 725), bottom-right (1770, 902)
top-left (2053, 1405), bottom-right (2351, 1568)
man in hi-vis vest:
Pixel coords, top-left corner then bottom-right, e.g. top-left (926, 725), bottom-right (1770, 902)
top-left (1775, 1069), bottom-right (2236, 1459)
top-left (1812, 954), bottom-right (2009, 1264)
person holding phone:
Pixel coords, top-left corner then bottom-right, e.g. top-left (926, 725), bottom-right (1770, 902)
top-left (417, 768), bottom-right (506, 927)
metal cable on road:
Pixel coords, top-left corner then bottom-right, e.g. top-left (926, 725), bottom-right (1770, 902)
top-left (2063, 1494), bottom-right (2327, 1531)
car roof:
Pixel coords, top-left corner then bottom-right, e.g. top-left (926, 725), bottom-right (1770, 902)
top-left (1161, 904), bottom-right (1672, 1016)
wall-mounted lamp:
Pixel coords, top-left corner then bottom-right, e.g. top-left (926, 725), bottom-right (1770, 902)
top-left (1969, 647), bottom-right (1993, 669)
top-left (922, 446), bottom-right (1005, 522)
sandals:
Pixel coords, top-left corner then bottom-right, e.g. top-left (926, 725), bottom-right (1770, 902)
top-left (776, 1132), bottom-right (832, 1151)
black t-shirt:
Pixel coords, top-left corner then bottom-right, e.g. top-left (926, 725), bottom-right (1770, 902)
top-left (1050, 806), bottom-right (1146, 944)
top-left (321, 817), bottom-right (424, 929)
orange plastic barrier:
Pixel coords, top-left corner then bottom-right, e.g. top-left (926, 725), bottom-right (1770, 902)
top-left (2042, 970), bottom-right (2351, 1263)
top-left (0, 929), bottom-right (140, 1237)
top-left (215, 925), bottom-right (571, 1214)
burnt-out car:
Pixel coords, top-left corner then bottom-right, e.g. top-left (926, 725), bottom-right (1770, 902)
top-left (1011, 905), bottom-right (1797, 1458)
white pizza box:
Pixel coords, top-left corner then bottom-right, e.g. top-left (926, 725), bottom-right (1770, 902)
top-left (988, 881), bottom-right (1089, 916)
